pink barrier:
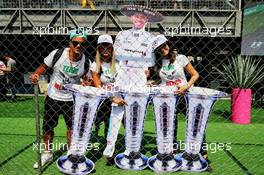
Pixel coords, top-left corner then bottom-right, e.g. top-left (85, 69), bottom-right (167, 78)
top-left (231, 88), bottom-right (252, 124)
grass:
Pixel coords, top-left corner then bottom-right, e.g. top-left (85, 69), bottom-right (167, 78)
top-left (0, 96), bottom-right (264, 175)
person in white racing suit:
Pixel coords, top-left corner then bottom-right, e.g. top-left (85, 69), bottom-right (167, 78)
top-left (103, 5), bottom-right (163, 161)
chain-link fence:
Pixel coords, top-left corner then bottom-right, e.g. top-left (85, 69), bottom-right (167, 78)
top-left (0, 0), bottom-right (264, 175)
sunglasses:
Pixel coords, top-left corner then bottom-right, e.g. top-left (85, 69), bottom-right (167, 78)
top-left (98, 43), bottom-right (113, 50)
top-left (71, 41), bottom-right (86, 48)
top-left (159, 43), bottom-right (168, 50)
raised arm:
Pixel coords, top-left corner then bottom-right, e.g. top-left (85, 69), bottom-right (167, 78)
top-left (185, 63), bottom-right (199, 88)
top-left (92, 72), bottom-right (102, 88)
top-left (30, 64), bottom-right (49, 84)
top-left (176, 62), bottom-right (199, 95)
top-left (0, 66), bottom-right (11, 72)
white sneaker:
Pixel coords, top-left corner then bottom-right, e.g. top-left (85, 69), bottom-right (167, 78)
top-left (33, 152), bottom-right (53, 169)
top-left (103, 144), bottom-right (115, 158)
top-left (124, 150), bottom-right (130, 156)
top-left (66, 150), bottom-right (72, 156)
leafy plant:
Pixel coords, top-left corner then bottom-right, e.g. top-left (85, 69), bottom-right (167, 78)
top-left (216, 56), bottom-right (264, 88)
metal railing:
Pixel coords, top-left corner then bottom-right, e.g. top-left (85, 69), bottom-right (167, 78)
top-left (0, 0), bottom-right (240, 10)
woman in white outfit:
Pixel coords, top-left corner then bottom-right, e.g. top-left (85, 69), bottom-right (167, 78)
top-left (153, 34), bottom-right (199, 94)
top-left (152, 35), bottom-right (213, 161)
top-left (91, 34), bottom-right (123, 138)
top-left (90, 35), bottom-right (126, 158)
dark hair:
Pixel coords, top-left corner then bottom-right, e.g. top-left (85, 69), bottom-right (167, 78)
top-left (153, 41), bottom-right (176, 84)
top-left (4, 53), bottom-right (12, 58)
top-left (0, 56), bottom-right (5, 62)
top-left (3, 53), bottom-right (14, 61)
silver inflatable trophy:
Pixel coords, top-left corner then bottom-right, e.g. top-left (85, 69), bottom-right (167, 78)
top-left (180, 87), bottom-right (227, 172)
top-left (148, 86), bottom-right (182, 173)
top-left (115, 86), bottom-right (152, 170)
top-left (57, 84), bottom-right (107, 175)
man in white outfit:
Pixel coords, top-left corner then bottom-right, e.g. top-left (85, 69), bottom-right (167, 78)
top-left (103, 5), bottom-right (163, 162)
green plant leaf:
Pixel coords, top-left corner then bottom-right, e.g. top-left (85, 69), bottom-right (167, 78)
top-left (216, 55), bottom-right (264, 88)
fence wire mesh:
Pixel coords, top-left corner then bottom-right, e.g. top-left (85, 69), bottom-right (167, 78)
top-left (0, 0), bottom-right (264, 175)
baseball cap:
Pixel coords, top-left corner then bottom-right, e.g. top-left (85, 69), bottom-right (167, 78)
top-left (153, 34), bottom-right (168, 50)
top-left (69, 30), bottom-right (88, 40)
top-left (97, 34), bottom-right (113, 44)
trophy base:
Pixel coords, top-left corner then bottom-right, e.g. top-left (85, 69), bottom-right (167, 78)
top-left (148, 153), bottom-right (182, 173)
top-left (180, 152), bottom-right (208, 172)
top-left (57, 154), bottom-right (95, 175)
top-left (115, 151), bottom-right (148, 170)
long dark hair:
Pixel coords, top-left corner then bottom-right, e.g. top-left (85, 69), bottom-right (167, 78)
top-left (153, 41), bottom-right (176, 84)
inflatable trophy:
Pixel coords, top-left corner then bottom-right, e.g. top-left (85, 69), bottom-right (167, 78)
top-left (180, 87), bottom-right (227, 172)
top-left (115, 86), bottom-right (152, 170)
top-left (148, 86), bottom-right (182, 173)
top-left (57, 84), bottom-right (107, 175)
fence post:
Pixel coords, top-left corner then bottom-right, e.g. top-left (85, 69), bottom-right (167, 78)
top-left (34, 84), bottom-right (42, 174)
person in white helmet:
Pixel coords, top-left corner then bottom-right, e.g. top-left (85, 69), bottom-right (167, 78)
top-left (103, 5), bottom-right (164, 160)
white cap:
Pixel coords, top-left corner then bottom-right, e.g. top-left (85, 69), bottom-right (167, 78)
top-left (97, 34), bottom-right (113, 44)
top-left (152, 34), bottom-right (168, 50)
